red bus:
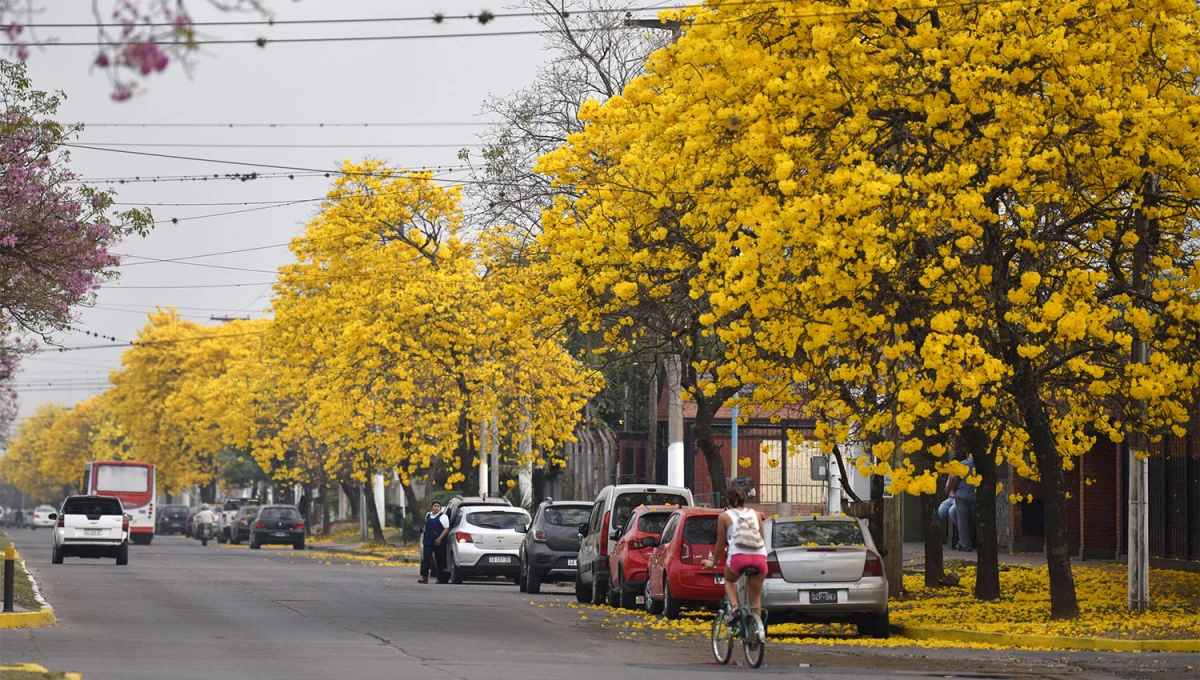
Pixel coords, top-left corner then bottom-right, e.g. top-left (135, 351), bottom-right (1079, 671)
top-left (82, 461), bottom-right (156, 545)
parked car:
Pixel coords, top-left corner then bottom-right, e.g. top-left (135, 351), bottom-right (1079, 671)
top-left (29, 505), bottom-right (57, 529)
top-left (644, 507), bottom-right (725, 619)
top-left (218, 497), bottom-right (259, 544)
top-left (438, 496), bottom-right (512, 583)
top-left (576, 484), bottom-right (694, 605)
top-left (761, 515), bottom-right (889, 638)
top-left (604, 504), bottom-right (676, 608)
top-left (445, 506), bottom-right (530, 584)
top-left (249, 505), bottom-right (306, 550)
top-left (51, 495), bottom-right (130, 565)
top-left (155, 504), bottom-right (189, 535)
top-left (184, 507), bottom-right (201, 537)
top-left (229, 505), bottom-right (259, 545)
top-left (518, 498), bottom-right (593, 594)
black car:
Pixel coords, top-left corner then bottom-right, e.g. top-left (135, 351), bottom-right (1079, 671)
top-left (229, 506), bottom-right (259, 545)
top-left (249, 505), bottom-right (306, 550)
top-left (518, 499), bottom-right (593, 594)
top-left (156, 505), bottom-right (188, 535)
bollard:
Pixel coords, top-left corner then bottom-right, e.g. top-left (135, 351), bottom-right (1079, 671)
top-left (3, 546), bottom-right (14, 612)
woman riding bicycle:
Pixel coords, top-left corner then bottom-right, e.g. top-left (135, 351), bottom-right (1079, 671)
top-left (702, 487), bottom-right (767, 623)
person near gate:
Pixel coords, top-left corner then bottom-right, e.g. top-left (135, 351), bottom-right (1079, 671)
top-left (419, 500), bottom-right (450, 584)
top-left (949, 455), bottom-right (977, 551)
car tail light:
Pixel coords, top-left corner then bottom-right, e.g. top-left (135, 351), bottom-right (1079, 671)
top-left (862, 551), bottom-right (884, 578)
top-left (122, 516), bottom-right (130, 532)
top-left (296, 521), bottom-right (305, 531)
top-left (767, 552), bottom-right (782, 579)
top-left (57, 515), bottom-right (64, 528)
top-left (255, 521), bottom-right (266, 529)
top-left (455, 531), bottom-right (473, 544)
top-left (681, 540), bottom-right (700, 564)
top-left (534, 529), bottom-right (547, 543)
top-left (599, 511), bottom-right (610, 557)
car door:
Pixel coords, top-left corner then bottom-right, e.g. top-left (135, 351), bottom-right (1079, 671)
top-left (649, 514), bottom-right (680, 599)
top-left (579, 490), bottom-right (606, 584)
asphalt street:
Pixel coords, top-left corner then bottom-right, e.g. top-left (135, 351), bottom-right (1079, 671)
top-left (0, 531), bottom-right (1193, 680)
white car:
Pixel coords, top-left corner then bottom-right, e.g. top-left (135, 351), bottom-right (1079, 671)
top-left (446, 506), bottom-right (531, 584)
top-left (761, 516), bottom-right (889, 638)
top-left (52, 495), bottom-right (130, 566)
top-left (29, 505), bottom-right (57, 529)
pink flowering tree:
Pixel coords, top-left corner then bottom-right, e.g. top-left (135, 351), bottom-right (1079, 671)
top-left (0, 60), bottom-right (151, 442)
top-left (0, 0), bottom-right (270, 101)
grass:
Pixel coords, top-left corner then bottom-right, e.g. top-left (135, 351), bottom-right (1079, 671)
top-left (0, 671), bottom-right (74, 680)
top-left (0, 532), bottom-right (41, 610)
top-left (309, 522), bottom-right (415, 547)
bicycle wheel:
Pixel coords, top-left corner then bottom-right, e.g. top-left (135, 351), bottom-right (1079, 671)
top-left (710, 616), bottom-right (733, 665)
top-left (742, 613), bottom-right (765, 668)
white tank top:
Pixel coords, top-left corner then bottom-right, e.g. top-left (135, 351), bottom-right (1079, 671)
top-left (725, 507), bottom-right (767, 560)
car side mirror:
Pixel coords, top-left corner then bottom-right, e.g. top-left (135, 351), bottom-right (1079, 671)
top-left (641, 536), bottom-right (658, 548)
top-left (578, 523), bottom-right (589, 537)
top-left (610, 530), bottom-right (621, 541)
top-left (48, 513), bottom-right (57, 521)
top-left (878, 546), bottom-right (889, 557)
top-left (516, 524), bottom-right (528, 534)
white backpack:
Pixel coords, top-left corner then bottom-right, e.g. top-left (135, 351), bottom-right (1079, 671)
top-left (731, 509), bottom-right (764, 550)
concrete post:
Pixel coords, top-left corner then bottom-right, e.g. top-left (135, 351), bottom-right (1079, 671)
top-left (665, 354), bottom-right (685, 488)
top-left (373, 473), bottom-right (386, 529)
top-left (479, 419), bottom-right (490, 498)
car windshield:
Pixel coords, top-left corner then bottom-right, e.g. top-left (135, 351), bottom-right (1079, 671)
top-left (543, 507), bottom-right (591, 527)
top-left (683, 516), bottom-right (719, 543)
top-left (467, 511), bottom-right (527, 530)
top-left (772, 521), bottom-right (866, 548)
top-left (614, 493), bottom-right (688, 531)
top-left (36, 506), bottom-right (54, 513)
top-left (259, 508), bottom-right (300, 521)
top-left (62, 497), bottom-right (123, 515)
top-left (636, 512), bottom-right (672, 535)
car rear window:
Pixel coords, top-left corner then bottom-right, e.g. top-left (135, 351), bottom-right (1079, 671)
top-left (164, 508), bottom-right (187, 519)
top-left (637, 512), bottom-right (672, 534)
top-left (62, 497), bottom-right (123, 515)
top-left (259, 508), bottom-right (300, 521)
top-left (772, 521), bottom-right (866, 548)
top-left (544, 507), bottom-right (591, 527)
top-left (682, 516), bottom-right (719, 544)
top-left (467, 511), bottom-right (527, 530)
top-left (614, 493), bottom-right (688, 531)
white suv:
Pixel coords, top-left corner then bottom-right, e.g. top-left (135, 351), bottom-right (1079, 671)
top-left (446, 506), bottom-right (531, 584)
top-left (52, 495), bottom-right (130, 566)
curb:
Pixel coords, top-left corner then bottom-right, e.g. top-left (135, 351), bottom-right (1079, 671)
top-left (895, 625), bottom-right (1200, 653)
top-left (0, 605), bottom-right (55, 629)
top-left (0, 663), bottom-right (81, 679)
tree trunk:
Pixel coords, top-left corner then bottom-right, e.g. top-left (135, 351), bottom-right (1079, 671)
top-left (322, 483), bottom-right (332, 537)
top-left (401, 480), bottom-right (420, 545)
top-left (364, 481), bottom-right (386, 544)
top-left (340, 481), bottom-right (360, 520)
top-left (919, 492), bottom-right (945, 588)
top-left (1014, 371), bottom-right (1079, 618)
top-left (868, 473), bottom-right (885, 551)
top-left (693, 400), bottom-right (729, 498)
top-left (963, 424), bottom-right (1001, 600)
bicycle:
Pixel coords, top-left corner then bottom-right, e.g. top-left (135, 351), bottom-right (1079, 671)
top-left (710, 565), bottom-right (766, 668)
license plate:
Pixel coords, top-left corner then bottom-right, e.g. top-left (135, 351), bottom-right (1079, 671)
top-left (809, 590), bottom-right (838, 603)
top-left (488, 556), bottom-right (510, 564)
top-left (567, 558), bottom-right (577, 567)
top-left (715, 575), bottom-right (725, 585)
top-left (84, 529), bottom-right (103, 536)
top-left (274, 532), bottom-right (287, 537)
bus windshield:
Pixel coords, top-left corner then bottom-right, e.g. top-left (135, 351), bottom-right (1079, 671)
top-left (96, 465), bottom-right (149, 493)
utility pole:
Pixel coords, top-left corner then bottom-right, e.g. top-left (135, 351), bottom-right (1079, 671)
top-left (623, 14), bottom-right (683, 42)
top-left (665, 355), bottom-right (685, 488)
top-left (479, 419), bottom-right (490, 497)
top-left (1128, 174), bottom-right (1158, 612)
top-left (210, 315), bottom-right (250, 322)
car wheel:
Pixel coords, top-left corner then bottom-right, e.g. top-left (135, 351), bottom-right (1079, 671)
top-left (51, 545), bottom-right (63, 564)
top-left (116, 542), bottom-right (129, 566)
top-left (858, 610), bottom-right (890, 639)
top-left (644, 578), bottom-right (662, 615)
top-left (450, 551), bottom-right (464, 584)
top-left (618, 570), bottom-right (638, 609)
top-left (518, 559), bottom-right (528, 593)
top-left (574, 570), bottom-right (591, 603)
top-left (230, 534), bottom-right (240, 546)
top-left (663, 577), bottom-right (682, 620)
top-left (527, 566), bottom-right (543, 595)
top-left (250, 536), bottom-right (261, 550)
top-left (293, 540), bottom-right (305, 551)
top-left (200, 537), bottom-right (208, 547)
top-left (591, 572), bottom-right (607, 606)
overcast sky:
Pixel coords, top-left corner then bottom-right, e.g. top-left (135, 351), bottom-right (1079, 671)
top-left (11, 1), bottom-right (663, 421)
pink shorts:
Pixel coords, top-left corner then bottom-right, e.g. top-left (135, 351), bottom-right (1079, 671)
top-left (728, 553), bottom-right (768, 576)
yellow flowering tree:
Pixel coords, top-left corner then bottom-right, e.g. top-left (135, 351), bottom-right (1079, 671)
top-left (0, 402), bottom-right (71, 501)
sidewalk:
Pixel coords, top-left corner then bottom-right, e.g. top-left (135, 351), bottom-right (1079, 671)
top-left (902, 541), bottom-right (1052, 568)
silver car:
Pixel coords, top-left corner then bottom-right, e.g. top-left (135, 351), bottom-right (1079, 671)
top-left (762, 516), bottom-right (889, 638)
top-left (446, 507), bottom-right (531, 584)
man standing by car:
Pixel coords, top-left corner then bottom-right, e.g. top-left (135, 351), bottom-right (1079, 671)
top-left (419, 501), bottom-right (450, 584)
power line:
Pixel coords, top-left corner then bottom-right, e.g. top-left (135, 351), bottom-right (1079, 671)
top-left (76, 122), bottom-right (492, 128)
top-left (78, 142), bottom-right (482, 149)
top-left (70, 165), bottom-right (474, 184)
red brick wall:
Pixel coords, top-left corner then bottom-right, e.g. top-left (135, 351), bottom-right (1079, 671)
top-left (1079, 441), bottom-right (1120, 560)
top-left (1008, 461), bottom-right (1082, 555)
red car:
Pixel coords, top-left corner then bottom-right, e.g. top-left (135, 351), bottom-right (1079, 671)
top-left (644, 507), bottom-right (726, 619)
top-left (606, 505), bottom-right (676, 609)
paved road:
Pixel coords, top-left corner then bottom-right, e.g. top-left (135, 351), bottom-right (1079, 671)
top-left (0, 531), bottom-right (1192, 679)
